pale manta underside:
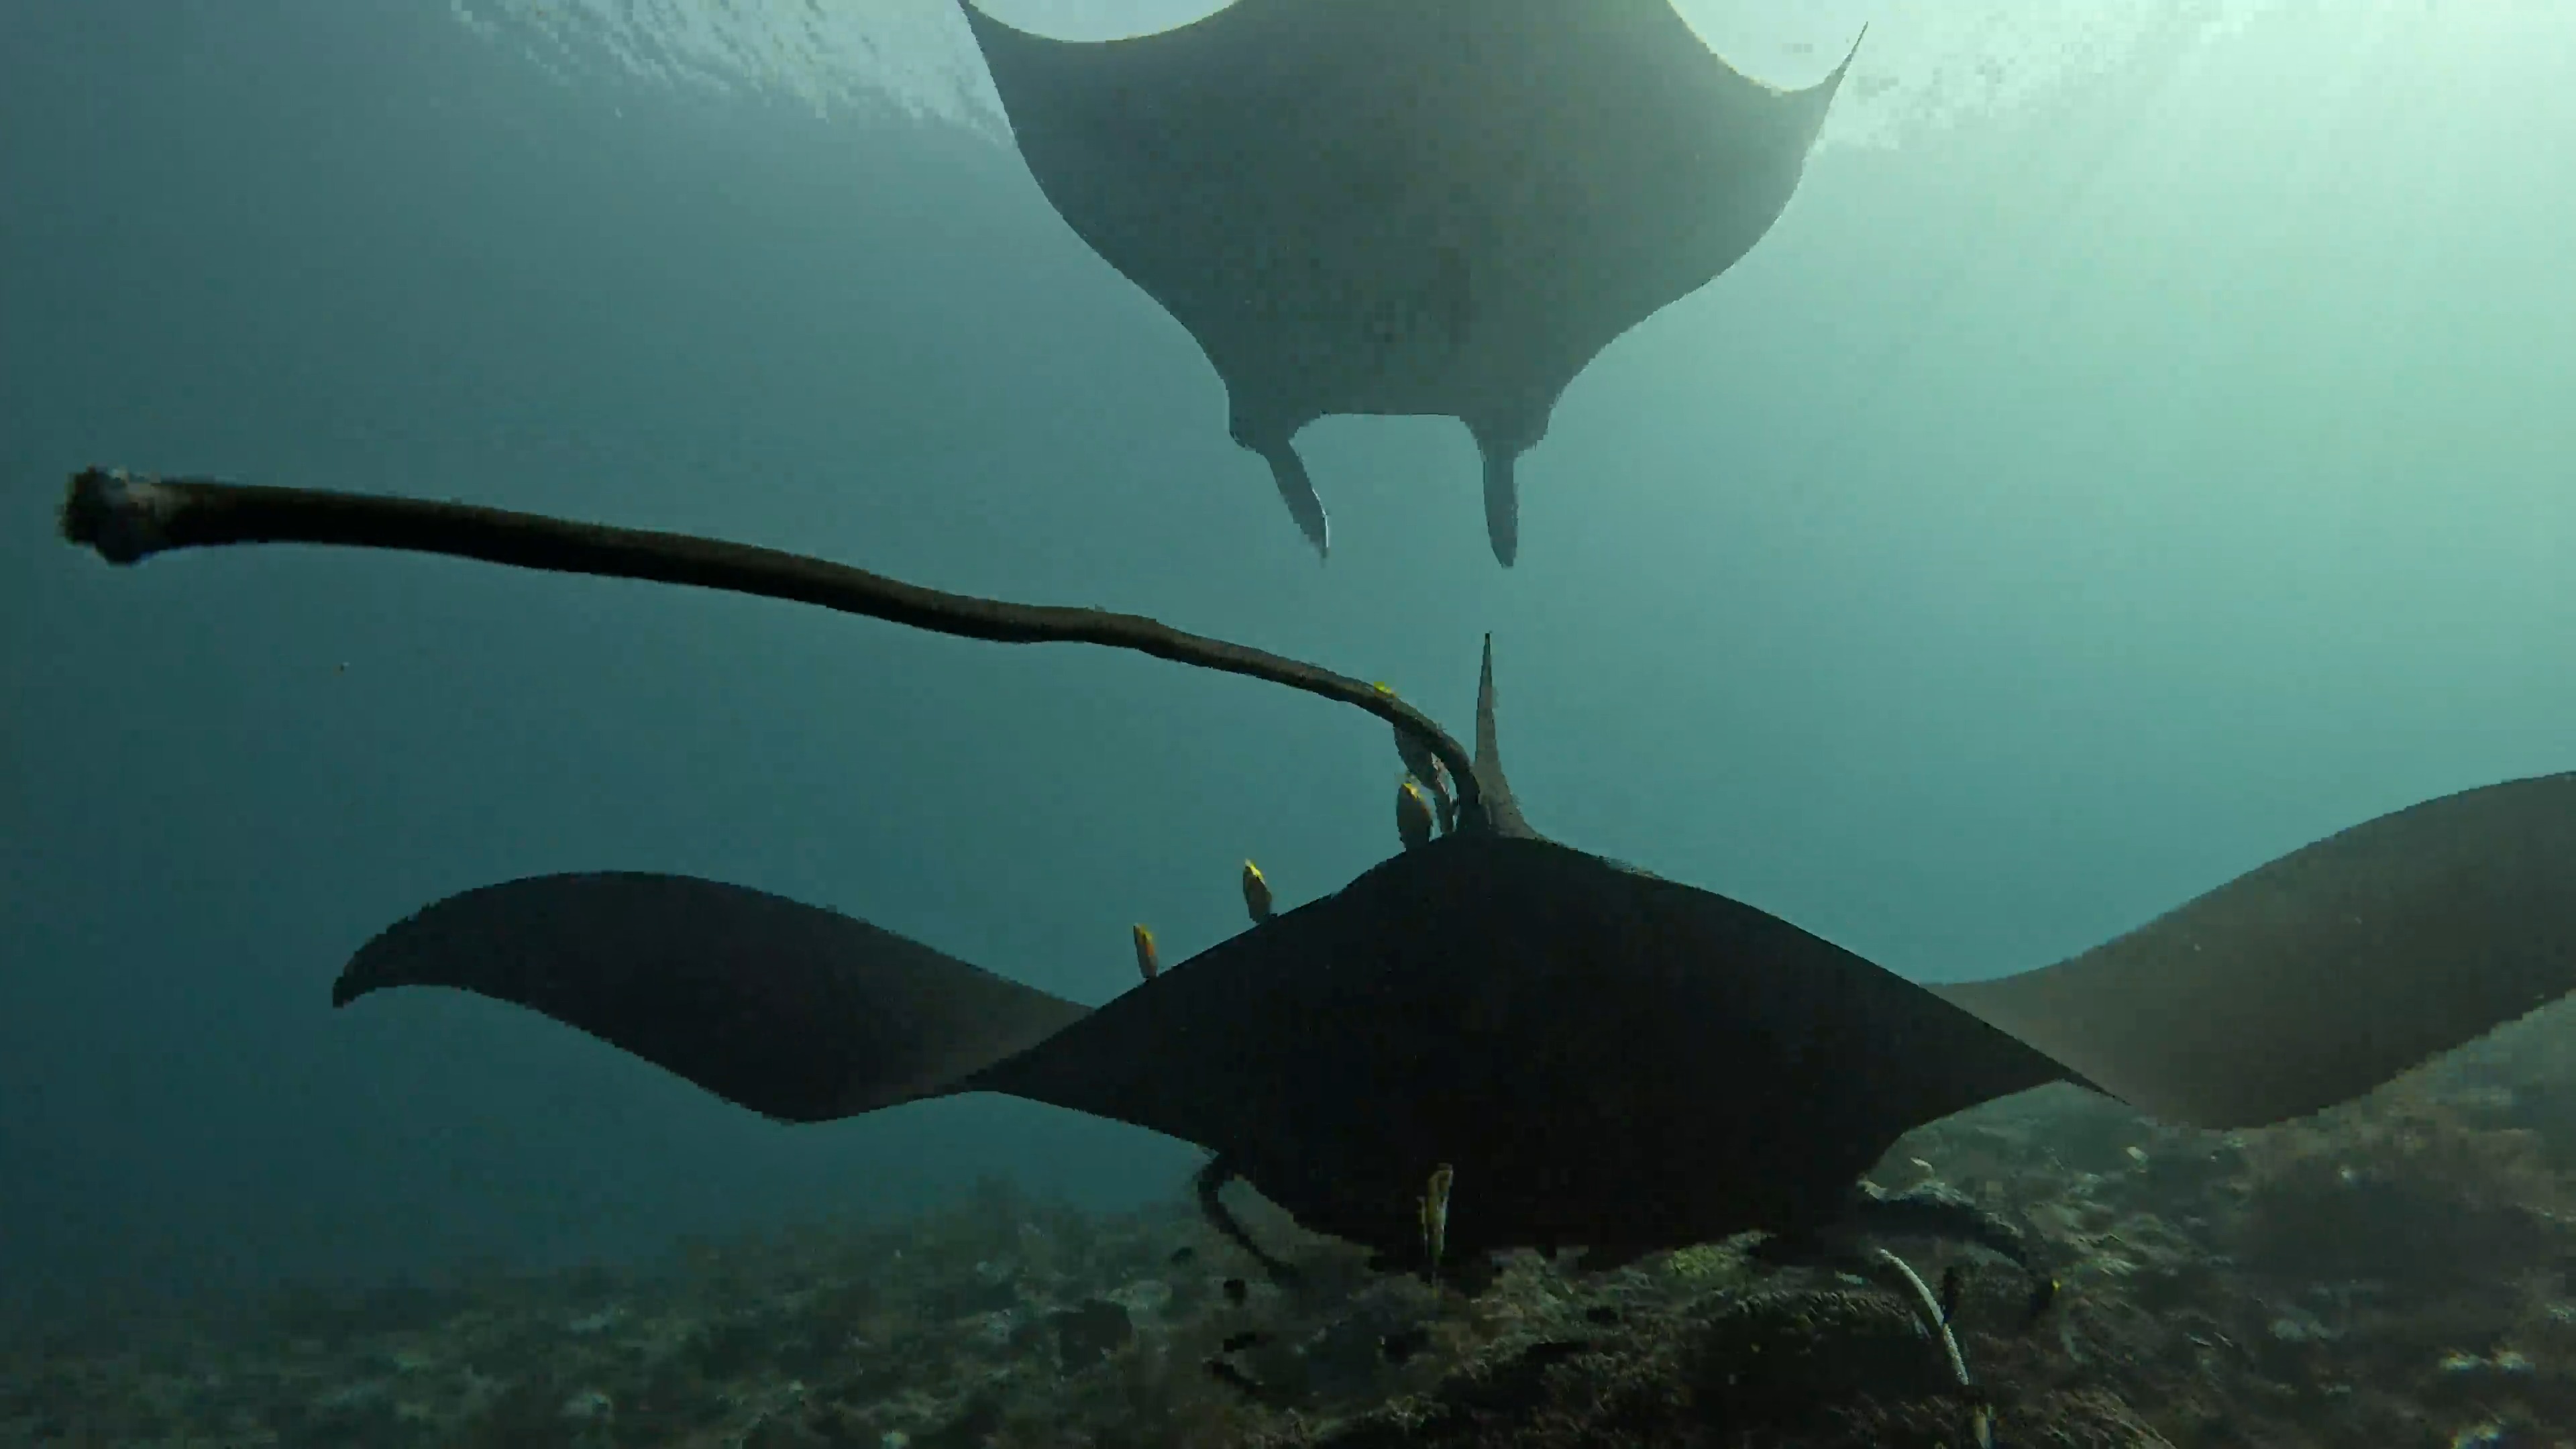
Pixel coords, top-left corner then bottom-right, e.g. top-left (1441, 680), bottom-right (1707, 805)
top-left (957, 0), bottom-right (1861, 566)
top-left (56, 470), bottom-right (2576, 1291)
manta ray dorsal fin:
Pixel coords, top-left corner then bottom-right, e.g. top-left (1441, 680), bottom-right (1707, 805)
top-left (335, 873), bottom-right (1091, 1124)
top-left (1476, 633), bottom-right (1535, 839)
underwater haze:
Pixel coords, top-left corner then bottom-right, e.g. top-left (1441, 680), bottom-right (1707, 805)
top-left (5, 0), bottom-right (2573, 1333)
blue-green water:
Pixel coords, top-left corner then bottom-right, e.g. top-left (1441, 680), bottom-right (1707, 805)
top-left (3, 0), bottom-right (2570, 1327)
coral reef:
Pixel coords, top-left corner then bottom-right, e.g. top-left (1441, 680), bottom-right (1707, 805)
top-left (10, 1003), bottom-right (2576, 1448)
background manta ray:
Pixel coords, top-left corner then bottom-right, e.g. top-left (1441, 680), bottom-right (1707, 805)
top-left (956, 0), bottom-right (1862, 566)
top-left (58, 468), bottom-right (2576, 1296)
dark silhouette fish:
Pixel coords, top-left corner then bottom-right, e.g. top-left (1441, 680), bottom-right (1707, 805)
top-left (956, 0), bottom-right (1862, 565)
top-left (57, 468), bottom-right (2576, 1291)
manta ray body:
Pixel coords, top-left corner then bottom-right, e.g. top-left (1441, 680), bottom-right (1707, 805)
top-left (57, 470), bottom-right (2576, 1289)
top-left (957, 0), bottom-right (1861, 565)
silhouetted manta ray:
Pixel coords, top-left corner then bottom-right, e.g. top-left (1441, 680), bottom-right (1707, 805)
top-left (956, 1), bottom-right (1862, 566)
top-left (58, 468), bottom-right (2576, 1291)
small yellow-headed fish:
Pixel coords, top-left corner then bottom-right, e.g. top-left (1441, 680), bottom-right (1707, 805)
top-left (1240, 859), bottom-right (1274, 924)
top-left (1375, 682), bottom-right (1456, 836)
top-left (1395, 779), bottom-right (1435, 851)
top-left (1418, 1162), bottom-right (1454, 1279)
top-left (1132, 923), bottom-right (1160, 981)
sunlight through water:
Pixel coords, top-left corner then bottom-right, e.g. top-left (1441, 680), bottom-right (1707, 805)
top-left (447, 0), bottom-right (2343, 151)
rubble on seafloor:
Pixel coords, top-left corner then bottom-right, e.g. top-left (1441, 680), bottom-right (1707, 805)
top-left (13, 1002), bottom-right (2576, 1448)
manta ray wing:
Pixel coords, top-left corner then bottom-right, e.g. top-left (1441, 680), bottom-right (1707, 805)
top-left (335, 872), bottom-right (1089, 1123)
top-left (1935, 773), bottom-right (2576, 1130)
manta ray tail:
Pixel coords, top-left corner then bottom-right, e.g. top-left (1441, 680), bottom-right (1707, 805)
top-left (1474, 634), bottom-right (1534, 838)
top-left (335, 873), bottom-right (1089, 1123)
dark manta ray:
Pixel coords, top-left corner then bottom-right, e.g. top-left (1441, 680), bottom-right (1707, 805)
top-left (956, 0), bottom-right (1862, 565)
top-left (58, 468), bottom-right (2576, 1293)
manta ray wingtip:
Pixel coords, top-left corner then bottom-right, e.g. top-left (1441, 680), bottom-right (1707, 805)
top-left (1818, 23), bottom-right (1867, 82)
top-left (1826, 24), bottom-right (1868, 91)
top-left (332, 930), bottom-right (413, 1008)
top-left (1790, 23), bottom-right (1868, 121)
